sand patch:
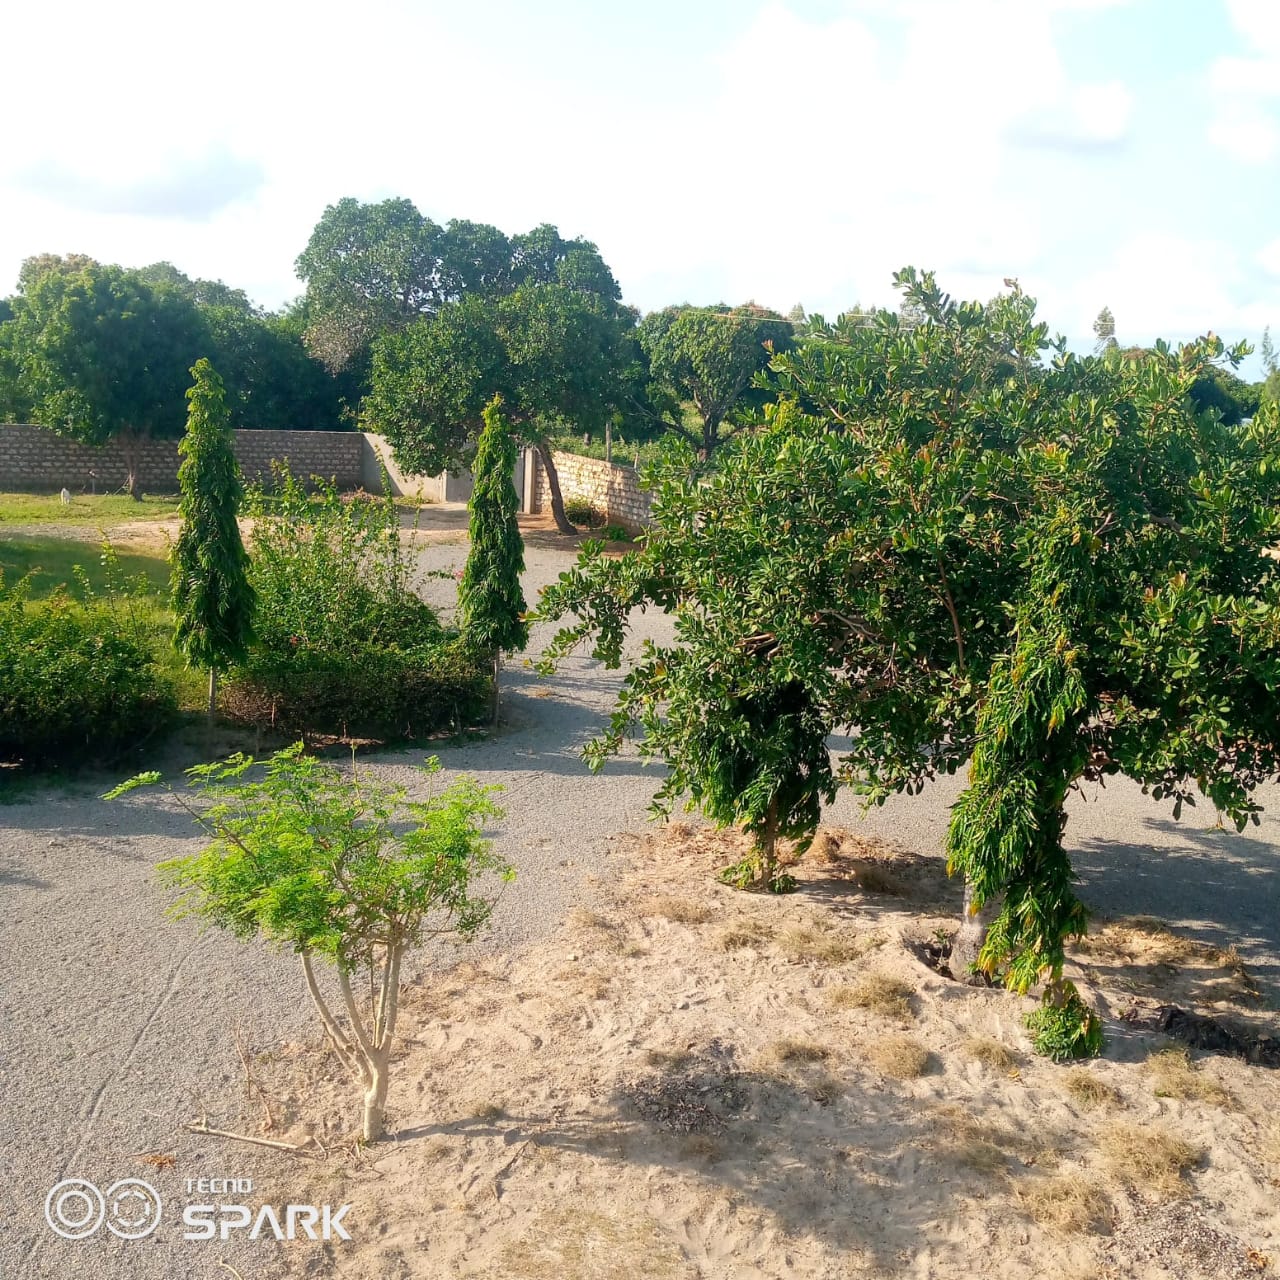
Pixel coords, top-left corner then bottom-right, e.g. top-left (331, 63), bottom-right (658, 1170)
top-left (224, 824), bottom-right (1280, 1279)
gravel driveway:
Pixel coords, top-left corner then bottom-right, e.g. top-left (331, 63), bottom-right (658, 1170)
top-left (1, 510), bottom-right (1277, 1279)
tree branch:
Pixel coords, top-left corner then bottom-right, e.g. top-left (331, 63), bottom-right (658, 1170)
top-left (301, 952), bottom-right (358, 1074)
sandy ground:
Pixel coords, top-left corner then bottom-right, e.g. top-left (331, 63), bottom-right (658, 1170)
top-left (1, 509), bottom-right (1278, 1279)
top-left (266, 826), bottom-right (1280, 1280)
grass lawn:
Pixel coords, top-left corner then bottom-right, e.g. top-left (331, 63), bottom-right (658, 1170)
top-left (0, 492), bottom-right (179, 525)
top-left (0, 535), bottom-right (171, 598)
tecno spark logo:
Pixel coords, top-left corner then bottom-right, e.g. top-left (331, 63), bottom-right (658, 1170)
top-left (44, 1175), bottom-right (353, 1243)
top-left (45, 1178), bottom-right (163, 1240)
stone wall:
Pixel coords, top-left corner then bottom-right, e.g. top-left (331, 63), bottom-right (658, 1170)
top-left (0, 423), bottom-right (365, 493)
top-left (529, 451), bottom-right (653, 530)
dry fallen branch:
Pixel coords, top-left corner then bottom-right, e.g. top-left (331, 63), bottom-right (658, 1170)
top-left (183, 1118), bottom-right (317, 1158)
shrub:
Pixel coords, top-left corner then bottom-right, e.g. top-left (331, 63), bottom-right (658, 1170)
top-left (563, 497), bottom-right (604, 528)
top-left (108, 745), bottom-right (511, 1142)
top-left (1025, 985), bottom-right (1104, 1061)
top-left (230, 474), bottom-right (489, 739)
top-left (0, 573), bottom-right (175, 766)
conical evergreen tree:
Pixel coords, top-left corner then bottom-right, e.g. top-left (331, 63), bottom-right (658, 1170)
top-left (460, 396), bottom-right (528, 720)
top-left (172, 358), bottom-right (255, 716)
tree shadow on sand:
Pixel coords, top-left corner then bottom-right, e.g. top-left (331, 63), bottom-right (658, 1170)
top-left (392, 1039), bottom-right (1077, 1273)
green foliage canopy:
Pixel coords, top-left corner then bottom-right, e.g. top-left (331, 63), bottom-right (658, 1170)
top-left (638, 303), bottom-right (794, 456)
top-left (539, 270), bottom-right (1280, 993)
top-left (295, 196), bottom-right (621, 376)
top-left (3, 259), bottom-right (206, 493)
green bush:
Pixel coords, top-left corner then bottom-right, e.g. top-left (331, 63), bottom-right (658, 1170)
top-left (230, 475), bottom-right (489, 739)
top-left (0, 575), bottom-right (176, 766)
top-left (563, 497), bottom-right (604, 528)
top-left (1025, 986), bottom-right (1104, 1062)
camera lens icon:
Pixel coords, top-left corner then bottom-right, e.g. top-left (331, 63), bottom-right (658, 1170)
top-left (105, 1179), bottom-right (163, 1239)
top-left (45, 1180), bottom-right (105, 1240)
top-left (45, 1177), bottom-right (162, 1240)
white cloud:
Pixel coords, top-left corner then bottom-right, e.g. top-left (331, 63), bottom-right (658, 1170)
top-left (1206, 0), bottom-right (1280, 163)
top-left (0, 0), bottom-right (1141, 325)
top-left (1258, 239), bottom-right (1280, 277)
top-left (604, 1), bottom-right (1134, 318)
top-left (1054, 233), bottom-right (1280, 353)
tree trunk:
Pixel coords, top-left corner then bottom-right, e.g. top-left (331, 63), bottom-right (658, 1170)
top-left (207, 667), bottom-right (219, 722)
top-left (951, 878), bottom-right (1001, 983)
top-left (756, 797), bottom-right (780, 887)
top-left (362, 1051), bottom-right (389, 1143)
top-left (491, 651), bottom-right (501, 727)
top-left (121, 431), bottom-right (144, 501)
top-left (534, 442), bottom-right (576, 535)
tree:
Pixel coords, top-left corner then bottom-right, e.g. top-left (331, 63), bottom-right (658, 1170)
top-left (107, 747), bottom-right (511, 1142)
top-left (171, 359), bottom-right (255, 717)
top-left (365, 283), bottom-right (639, 533)
top-left (137, 261), bottom-right (350, 431)
top-left (1261, 327), bottom-right (1280, 408)
top-left (295, 197), bottom-right (444, 373)
top-left (1187, 362), bottom-right (1261, 425)
top-left (5, 261), bottom-right (206, 497)
top-left (295, 199), bottom-right (622, 377)
top-left (637, 304), bottom-right (794, 457)
top-left (538, 270), bottom-right (1280, 1051)
top-left (1093, 305), bottom-right (1117, 354)
top-left (460, 396), bottom-right (528, 721)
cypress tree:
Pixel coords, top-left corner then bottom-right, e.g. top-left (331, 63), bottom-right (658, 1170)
top-left (172, 358), bottom-right (255, 717)
top-left (459, 396), bottom-right (528, 720)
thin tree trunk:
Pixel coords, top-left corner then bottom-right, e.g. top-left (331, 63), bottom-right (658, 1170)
top-left (756, 797), bottom-right (780, 887)
top-left (207, 667), bottom-right (219, 722)
top-left (491, 651), bottom-right (501, 726)
top-left (951, 878), bottom-right (1001, 983)
top-left (534, 442), bottom-right (576, 535)
top-left (362, 1050), bottom-right (389, 1143)
top-left (300, 952), bottom-right (358, 1073)
top-left (122, 431), bottom-right (144, 501)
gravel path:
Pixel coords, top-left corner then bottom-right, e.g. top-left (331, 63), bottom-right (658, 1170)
top-left (1, 510), bottom-right (1277, 1278)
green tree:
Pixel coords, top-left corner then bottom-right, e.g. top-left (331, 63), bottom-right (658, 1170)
top-left (295, 197), bottom-right (444, 373)
top-left (1093, 305), bottom-right (1117, 354)
top-left (171, 359), bottom-right (256, 717)
top-left (137, 261), bottom-right (350, 431)
top-left (1188, 362), bottom-right (1261, 425)
top-left (365, 283), bottom-right (639, 533)
top-left (538, 270), bottom-right (1280, 1050)
top-left (1260, 326), bottom-right (1280, 407)
top-left (295, 199), bottom-right (622, 378)
top-left (638, 304), bottom-right (794, 457)
top-left (5, 260), bottom-right (207, 497)
top-left (107, 747), bottom-right (511, 1142)
top-left (460, 396), bottom-right (529, 721)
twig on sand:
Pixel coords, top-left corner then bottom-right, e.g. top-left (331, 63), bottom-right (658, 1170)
top-left (231, 1022), bottom-right (276, 1132)
top-left (183, 1117), bottom-right (316, 1158)
top-left (216, 1262), bottom-right (247, 1280)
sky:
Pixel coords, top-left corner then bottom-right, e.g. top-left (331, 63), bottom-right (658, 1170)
top-left (2, 0), bottom-right (1278, 372)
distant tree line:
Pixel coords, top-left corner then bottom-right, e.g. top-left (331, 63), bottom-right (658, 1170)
top-left (8, 208), bottom-right (1274, 513)
top-left (0, 254), bottom-right (353, 497)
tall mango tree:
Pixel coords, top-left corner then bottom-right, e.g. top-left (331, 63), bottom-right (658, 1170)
top-left (537, 270), bottom-right (1280, 1051)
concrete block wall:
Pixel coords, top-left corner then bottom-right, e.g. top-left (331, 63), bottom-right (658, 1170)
top-left (529, 451), bottom-right (654, 530)
top-left (0, 423), bottom-right (364, 493)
